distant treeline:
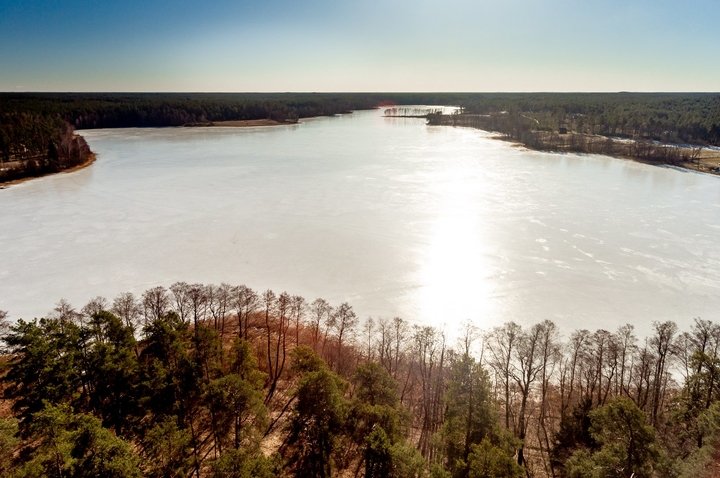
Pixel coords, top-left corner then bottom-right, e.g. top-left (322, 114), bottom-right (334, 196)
top-left (3, 93), bottom-right (715, 140)
top-left (2, 92), bottom-right (719, 183)
top-left (451, 92), bottom-right (720, 146)
top-left (425, 93), bottom-right (720, 167)
top-left (0, 93), bottom-right (416, 129)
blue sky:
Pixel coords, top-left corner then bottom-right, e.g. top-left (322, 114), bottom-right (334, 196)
top-left (1, 0), bottom-right (718, 92)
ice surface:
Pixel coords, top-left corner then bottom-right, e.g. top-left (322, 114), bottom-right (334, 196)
top-left (2, 109), bottom-right (719, 338)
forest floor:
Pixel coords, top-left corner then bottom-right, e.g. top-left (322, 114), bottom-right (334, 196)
top-left (704, 444), bottom-right (720, 478)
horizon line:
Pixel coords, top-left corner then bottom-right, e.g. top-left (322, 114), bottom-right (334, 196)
top-left (2, 90), bottom-right (720, 95)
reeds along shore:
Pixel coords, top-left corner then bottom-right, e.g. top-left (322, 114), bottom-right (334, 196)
top-left (427, 111), bottom-right (720, 174)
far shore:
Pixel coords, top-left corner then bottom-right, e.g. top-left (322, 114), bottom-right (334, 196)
top-left (185, 118), bottom-right (299, 127)
top-left (424, 114), bottom-right (720, 177)
top-left (5, 111), bottom-right (719, 188)
top-left (0, 153), bottom-right (97, 189)
top-left (1, 118), bottom-right (299, 187)
top-left (493, 131), bottom-right (720, 177)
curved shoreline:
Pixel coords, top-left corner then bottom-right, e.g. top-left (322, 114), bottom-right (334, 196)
top-left (0, 153), bottom-right (97, 189)
top-left (428, 117), bottom-right (720, 177)
top-left (4, 110), bottom-right (718, 188)
top-left (0, 118), bottom-right (298, 188)
top-left (499, 132), bottom-right (720, 177)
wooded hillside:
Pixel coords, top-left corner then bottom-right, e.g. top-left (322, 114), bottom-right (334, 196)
top-left (1, 284), bottom-right (719, 477)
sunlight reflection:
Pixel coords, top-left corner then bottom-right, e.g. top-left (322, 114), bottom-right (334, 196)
top-left (414, 157), bottom-right (496, 331)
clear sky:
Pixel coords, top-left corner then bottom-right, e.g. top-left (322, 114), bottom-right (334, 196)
top-left (1, 0), bottom-right (718, 92)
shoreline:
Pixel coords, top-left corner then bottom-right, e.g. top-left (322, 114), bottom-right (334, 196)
top-left (185, 118), bottom-right (299, 127)
top-left (4, 110), bottom-right (718, 188)
top-left (0, 117), bottom-right (303, 188)
top-left (0, 153), bottom-right (97, 189)
top-left (496, 132), bottom-right (720, 177)
top-left (0, 117), bottom-right (301, 188)
top-left (427, 115), bottom-right (720, 177)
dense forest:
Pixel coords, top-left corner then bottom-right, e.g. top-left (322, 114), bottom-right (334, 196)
top-left (2, 92), bottom-right (720, 182)
top-left (3, 93), bottom-right (718, 140)
top-left (0, 93), bottom-right (397, 129)
top-left (448, 93), bottom-right (720, 146)
top-left (1, 284), bottom-right (719, 477)
top-left (0, 112), bottom-right (92, 183)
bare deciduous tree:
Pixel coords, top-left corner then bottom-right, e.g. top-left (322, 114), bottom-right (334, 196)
top-left (142, 286), bottom-right (169, 324)
top-left (536, 320), bottom-right (560, 476)
top-left (264, 292), bottom-right (291, 404)
top-left (513, 323), bottom-right (544, 467)
top-left (309, 298), bottom-right (331, 352)
top-left (233, 285), bottom-right (258, 340)
top-left (414, 325), bottom-right (446, 460)
top-left (486, 321), bottom-right (521, 430)
top-left (82, 296), bottom-right (108, 319)
top-left (170, 282), bottom-right (191, 324)
top-left (363, 316), bottom-right (375, 362)
top-left (290, 295), bottom-right (306, 346)
top-left (187, 283), bottom-right (208, 333)
top-left (207, 283), bottom-right (232, 337)
top-left (615, 324), bottom-right (637, 397)
top-left (112, 292), bottom-right (141, 332)
top-left (390, 317), bottom-right (408, 379)
top-left (332, 302), bottom-right (357, 372)
top-left (51, 299), bottom-right (80, 331)
top-left (650, 321), bottom-right (677, 425)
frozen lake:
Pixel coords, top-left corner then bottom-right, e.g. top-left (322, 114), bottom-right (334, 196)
top-left (2, 108), bottom-right (720, 337)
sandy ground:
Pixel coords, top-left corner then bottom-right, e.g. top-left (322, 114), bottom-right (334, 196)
top-left (684, 148), bottom-right (720, 174)
top-left (197, 119), bottom-right (298, 127)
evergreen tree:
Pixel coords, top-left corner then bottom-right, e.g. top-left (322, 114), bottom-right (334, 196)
top-left (348, 362), bottom-right (416, 477)
top-left (442, 353), bottom-right (498, 478)
top-left (3, 318), bottom-right (84, 434)
top-left (0, 417), bottom-right (19, 476)
top-left (14, 404), bottom-right (141, 478)
top-left (467, 436), bottom-right (523, 478)
top-left (205, 343), bottom-right (267, 452)
top-left (287, 355), bottom-right (347, 478)
top-left (84, 310), bottom-right (140, 435)
top-left (565, 397), bottom-right (658, 478)
top-left (210, 448), bottom-right (279, 478)
top-left (140, 417), bottom-right (193, 478)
